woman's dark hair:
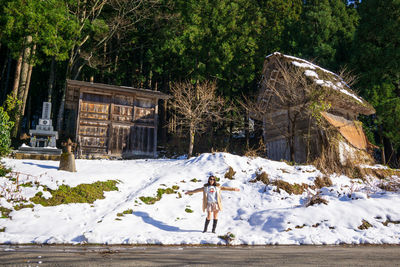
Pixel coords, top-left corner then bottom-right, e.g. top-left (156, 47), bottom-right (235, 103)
top-left (204, 176), bottom-right (219, 187)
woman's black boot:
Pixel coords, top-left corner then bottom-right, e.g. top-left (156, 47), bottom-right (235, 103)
top-left (212, 219), bottom-right (218, 233)
top-left (203, 219), bottom-right (210, 233)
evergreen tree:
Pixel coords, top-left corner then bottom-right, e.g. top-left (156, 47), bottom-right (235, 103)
top-left (290, 0), bottom-right (359, 70)
top-left (352, 0), bottom-right (400, 166)
top-left (0, 0), bottom-right (77, 135)
top-left (163, 0), bottom-right (264, 97)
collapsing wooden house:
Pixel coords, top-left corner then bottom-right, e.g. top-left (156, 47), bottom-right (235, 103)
top-left (257, 52), bottom-right (375, 164)
top-left (62, 80), bottom-right (170, 158)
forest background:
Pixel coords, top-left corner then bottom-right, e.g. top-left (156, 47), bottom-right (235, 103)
top-left (0, 0), bottom-right (399, 167)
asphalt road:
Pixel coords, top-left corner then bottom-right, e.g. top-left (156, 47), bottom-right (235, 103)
top-left (1, 245), bottom-right (400, 266)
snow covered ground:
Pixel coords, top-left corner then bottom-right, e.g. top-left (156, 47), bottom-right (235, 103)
top-left (0, 153), bottom-right (400, 245)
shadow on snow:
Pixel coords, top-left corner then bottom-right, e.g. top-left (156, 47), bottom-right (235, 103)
top-left (22, 161), bottom-right (58, 170)
top-left (133, 211), bottom-right (201, 233)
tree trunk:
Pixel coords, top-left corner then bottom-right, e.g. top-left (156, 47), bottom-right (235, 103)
top-left (287, 109), bottom-right (296, 163)
top-left (56, 46), bottom-right (76, 132)
top-left (21, 43), bottom-right (36, 118)
top-left (48, 56), bottom-right (56, 102)
top-left (161, 99), bottom-right (167, 145)
top-left (188, 125), bottom-right (195, 158)
top-left (306, 115), bottom-right (312, 163)
top-left (3, 53), bottom-right (12, 98)
top-left (26, 93), bottom-right (32, 131)
top-left (12, 36), bottom-right (33, 137)
top-left (56, 85), bottom-right (67, 132)
top-left (0, 49), bottom-right (11, 102)
top-left (244, 111), bottom-right (249, 149)
top-left (379, 126), bottom-right (386, 165)
top-left (18, 43), bottom-right (36, 136)
top-left (262, 116), bottom-right (267, 156)
top-left (0, 47), bottom-right (7, 85)
top-left (11, 51), bottom-right (23, 98)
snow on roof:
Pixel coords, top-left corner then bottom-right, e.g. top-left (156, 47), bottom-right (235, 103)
top-left (265, 52), bottom-right (364, 104)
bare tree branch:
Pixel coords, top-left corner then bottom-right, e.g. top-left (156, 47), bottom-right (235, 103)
top-left (171, 80), bottom-right (227, 158)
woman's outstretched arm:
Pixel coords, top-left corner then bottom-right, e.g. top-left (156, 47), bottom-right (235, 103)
top-left (185, 187), bottom-right (204, 195)
top-left (221, 186), bottom-right (240, 192)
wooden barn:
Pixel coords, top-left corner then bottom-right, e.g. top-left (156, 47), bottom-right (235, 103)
top-left (62, 79), bottom-right (170, 158)
top-left (257, 52), bottom-right (375, 164)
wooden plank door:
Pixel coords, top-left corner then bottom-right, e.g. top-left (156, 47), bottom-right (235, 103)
top-left (78, 93), bottom-right (111, 156)
top-left (110, 125), bottom-right (130, 155)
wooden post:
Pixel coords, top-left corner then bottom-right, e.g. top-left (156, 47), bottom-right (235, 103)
top-left (75, 91), bottom-right (82, 156)
top-left (109, 92), bottom-right (115, 155)
top-left (154, 98), bottom-right (158, 157)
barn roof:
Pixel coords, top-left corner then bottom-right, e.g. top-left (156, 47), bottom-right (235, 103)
top-left (66, 79), bottom-right (171, 100)
top-left (264, 52), bottom-right (375, 115)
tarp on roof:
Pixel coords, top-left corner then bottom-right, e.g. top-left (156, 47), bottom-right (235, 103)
top-left (321, 112), bottom-right (367, 150)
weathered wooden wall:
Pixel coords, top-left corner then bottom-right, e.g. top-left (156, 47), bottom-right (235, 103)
top-left (64, 80), bottom-right (169, 158)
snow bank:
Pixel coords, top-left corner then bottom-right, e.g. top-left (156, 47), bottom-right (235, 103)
top-left (0, 153), bottom-right (399, 245)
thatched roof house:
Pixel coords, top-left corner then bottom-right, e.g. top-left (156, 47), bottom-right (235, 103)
top-left (258, 52), bottom-right (375, 166)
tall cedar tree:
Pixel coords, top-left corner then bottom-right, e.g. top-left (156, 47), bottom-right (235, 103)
top-left (352, 0), bottom-right (400, 166)
top-left (288, 0), bottom-right (359, 70)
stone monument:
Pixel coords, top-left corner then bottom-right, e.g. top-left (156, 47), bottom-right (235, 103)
top-left (16, 102), bottom-right (62, 159)
top-left (29, 102), bottom-right (58, 147)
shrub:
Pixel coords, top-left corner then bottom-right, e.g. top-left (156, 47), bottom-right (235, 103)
top-left (0, 163), bottom-right (11, 177)
top-left (0, 95), bottom-right (19, 158)
top-left (0, 107), bottom-right (13, 157)
top-left (185, 208), bottom-right (193, 213)
top-left (30, 180), bottom-right (118, 206)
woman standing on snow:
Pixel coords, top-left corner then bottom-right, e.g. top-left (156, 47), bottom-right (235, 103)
top-left (185, 175), bottom-right (240, 233)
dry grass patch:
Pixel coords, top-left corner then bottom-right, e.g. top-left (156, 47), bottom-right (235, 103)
top-left (314, 176), bottom-right (333, 189)
top-left (358, 219), bottom-right (372, 230)
top-left (249, 171), bottom-right (269, 184)
top-left (218, 232), bottom-right (235, 244)
top-left (382, 219), bottom-right (400, 226)
top-left (378, 181), bottom-right (400, 192)
top-left (224, 167), bottom-right (236, 180)
top-left (272, 180), bottom-right (309, 195)
top-left (364, 168), bottom-right (400, 179)
top-left (305, 193), bottom-right (329, 207)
